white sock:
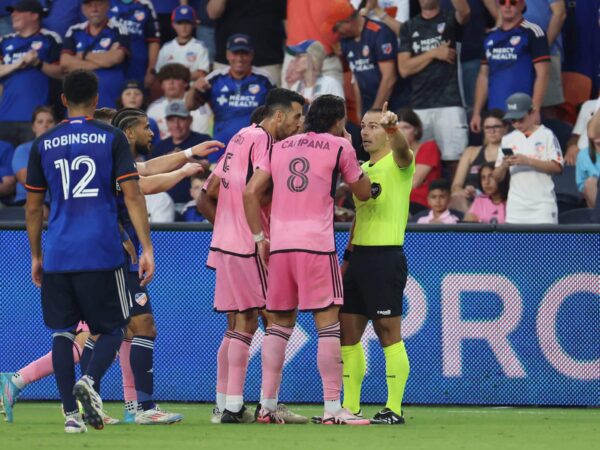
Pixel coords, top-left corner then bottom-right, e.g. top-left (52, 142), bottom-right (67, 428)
top-left (216, 392), bottom-right (226, 411)
top-left (325, 399), bottom-right (342, 414)
top-left (125, 400), bottom-right (137, 414)
top-left (11, 372), bottom-right (26, 390)
top-left (262, 398), bottom-right (277, 412)
top-left (225, 395), bottom-right (243, 413)
top-left (260, 388), bottom-right (279, 405)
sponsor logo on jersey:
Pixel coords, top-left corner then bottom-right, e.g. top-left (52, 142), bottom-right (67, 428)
top-left (111, 6), bottom-right (119, 13)
top-left (370, 182), bottom-right (382, 199)
top-left (362, 45), bottom-right (370, 57)
top-left (76, 42), bottom-right (83, 49)
top-left (100, 37), bottom-right (112, 48)
top-left (347, 51), bottom-right (354, 58)
top-left (437, 22), bottom-right (446, 34)
top-left (31, 41), bottom-right (43, 50)
top-left (377, 310), bottom-right (391, 316)
top-left (381, 43), bottom-right (392, 55)
top-left (135, 10), bottom-right (146, 21)
top-left (135, 293), bottom-right (148, 306)
top-left (486, 40), bottom-right (494, 46)
top-left (510, 35), bottom-right (521, 46)
top-left (412, 31), bottom-right (419, 38)
top-left (216, 94), bottom-right (228, 106)
top-left (248, 84), bottom-right (260, 94)
top-left (220, 85), bottom-right (229, 92)
top-left (5, 44), bottom-right (14, 51)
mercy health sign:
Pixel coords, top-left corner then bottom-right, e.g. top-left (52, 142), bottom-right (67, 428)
top-left (0, 226), bottom-right (598, 406)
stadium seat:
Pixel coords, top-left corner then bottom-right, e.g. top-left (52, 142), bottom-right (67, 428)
top-left (0, 207), bottom-right (25, 221)
top-left (553, 165), bottom-right (584, 213)
top-left (558, 207), bottom-right (592, 224)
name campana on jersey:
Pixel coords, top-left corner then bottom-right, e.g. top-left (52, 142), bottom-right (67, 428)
top-left (43, 133), bottom-right (107, 150)
top-left (280, 138), bottom-right (331, 150)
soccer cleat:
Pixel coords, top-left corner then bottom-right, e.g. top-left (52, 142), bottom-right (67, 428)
top-left (277, 403), bottom-right (308, 424)
top-left (100, 410), bottom-right (120, 425)
top-left (220, 405), bottom-right (255, 424)
top-left (64, 413), bottom-right (88, 434)
top-left (73, 376), bottom-right (104, 430)
top-left (372, 407), bottom-right (405, 425)
top-left (312, 409), bottom-right (362, 424)
top-left (134, 405), bottom-right (183, 425)
top-left (124, 409), bottom-right (136, 424)
top-left (321, 408), bottom-right (371, 426)
top-left (256, 407), bottom-right (284, 424)
top-left (211, 405), bottom-right (223, 424)
top-left (0, 372), bottom-right (22, 423)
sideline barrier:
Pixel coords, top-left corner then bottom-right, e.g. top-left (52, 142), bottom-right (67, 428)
top-left (0, 223), bottom-right (598, 406)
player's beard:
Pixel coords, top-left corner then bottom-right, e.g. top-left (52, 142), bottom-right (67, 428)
top-left (135, 141), bottom-right (151, 157)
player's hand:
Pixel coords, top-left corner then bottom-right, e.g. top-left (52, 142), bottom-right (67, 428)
top-left (138, 250), bottom-right (155, 287)
top-left (464, 185), bottom-right (476, 198)
top-left (433, 42), bottom-right (456, 64)
top-left (31, 257), bottom-right (43, 288)
top-left (507, 154), bottom-right (530, 166)
top-left (470, 112), bottom-right (482, 133)
top-left (342, 128), bottom-right (353, 144)
top-left (189, 140), bottom-right (225, 159)
top-left (180, 162), bottom-right (204, 177)
top-left (257, 239), bottom-right (270, 267)
top-left (193, 77), bottom-right (211, 93)
top-left (122, 238), bottom-right (138, 265)
top-left (564, 144), bottom-right (579, 166)
top-left (380, 102), bottom-right (398, 132)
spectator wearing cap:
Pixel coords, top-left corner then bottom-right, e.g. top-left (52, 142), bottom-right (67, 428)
top-left (208, 0), bottom-right (285, 85)
top-left (149, 99), bottom-right (211, 203)
top-left (108, 0), bottom-right (160, 88)
top-left (285, 40), bottom-right (344, 103)
top-left (0, 0), bottom-right (62, 147)
top-left (118, 79), bottom-right (160, 145)
top-left (60, 0), bottom-right (129, 109)
top-left (323, 0), bottom-right (403, 116)
top-left (493, 92), bottom-right (563, 224)
top-left (147, 62), bottom-right (212, 140)
top-left (471, 0), bottom-right (551, 134)
top-left (186, 33), bottom-right (273, 160)
top-left (564, 93), bottom-right (600, 165)
top-left (155, 5), bottom-right (209, 81)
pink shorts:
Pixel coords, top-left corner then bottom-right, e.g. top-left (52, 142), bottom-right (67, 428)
top-left (266, 252), bottom-right (343, 311)
top-left (213, 251), bottom-right (267, 312)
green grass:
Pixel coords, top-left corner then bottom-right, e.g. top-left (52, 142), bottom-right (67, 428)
top-left (1, 403), bottom-right (598, 450)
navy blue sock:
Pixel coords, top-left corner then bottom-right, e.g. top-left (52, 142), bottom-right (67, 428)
top-left (79, 337), bottom-right (100, 394)
top-left (131, 336), bottom-right (155, 411)
top-left (52, 332), bottom-right (78, 414)
top-left (85, 330), bottom-right (123, 388)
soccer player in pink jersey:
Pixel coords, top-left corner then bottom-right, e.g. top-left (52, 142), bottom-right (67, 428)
top-left (244, 95), bottom-right (373, 425)
top-left (199, 89), bottom-right (306, 423)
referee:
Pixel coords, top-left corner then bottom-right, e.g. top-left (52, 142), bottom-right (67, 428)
top-left (340, 103), bottom-right (414, 425)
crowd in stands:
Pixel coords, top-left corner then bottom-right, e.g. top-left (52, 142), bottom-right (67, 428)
top-left (0, 0), bottom-right (598, 224)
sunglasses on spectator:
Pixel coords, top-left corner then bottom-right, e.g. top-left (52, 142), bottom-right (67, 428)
top-left (498, 0), bottom-right (519, 6)
top-left (484, 125), bottom-right (504, 131)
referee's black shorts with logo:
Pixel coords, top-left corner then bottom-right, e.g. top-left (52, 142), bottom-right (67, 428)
top-left (41, 267), bottom-right (131, 334)
top-left (341, 245), bottom-right (407, 319)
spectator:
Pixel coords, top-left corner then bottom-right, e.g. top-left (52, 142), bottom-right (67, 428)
top-left (324, 1), bottom-right (401, 115)
top-left (180, 171), bottom-right (210, 222)
top-left (0, 0), bottom-right (62, 147)
top-left (464, 162), bottom-right (508, 223)
top-left (564, 94), bottom-right (599, 165)
top-left (285, 40), bottom-right (344, 102)
top-left (60, 0), bottom-right (128, 109)
top-left (155, 5), bottom-right (209, 81)
top-left (397, 0), bottom-right (470, 172)
top-left (417, 179), bottom-right (460, 224)
top-left (451, 109), bottom-right (508, 211)
top-left (153, 0), bottom-right (182, 45)
top-left (11, 105), bottom-right (55, 205)
top-left (186, 33), bottom-right (273, 160)
top-left (575, 122), bottom-right (600, 208)
top-left (147, 63), bottom-right (211, 139)
top-left (523, 0), bottom-right (567, 117)
top-left (471, 0), bottom-right (551, 133)
top-left (494, 93), bottom-right (563, 224)
top-left (108, 0), bottom-right (160, 88)
top-left (92, 106), bottom-right (116, 122)
top-left (150, 99), bottom-right (211, 203)
top-left (396, 108), bottom-right (442, 214)
top-left (41, 0), bottom-right (80, 38)
top-left (190, 0), bottom-right (216, 62)
top-left (145, 192), bottom-right (176, 222)
top-left (208, 0), bottom-right (285, 85)
top-left (351, 0), bottom-right (410, 26)
top-left (117, 79), bottom-right (160, 145)
top-left (0, 137), bottom-right (15, 204)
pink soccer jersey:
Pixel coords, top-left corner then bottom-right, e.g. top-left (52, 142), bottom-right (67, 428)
top-left (210, 124), bottom-right (273, 255)
top-left (265, 132), bottom-right (363, 253)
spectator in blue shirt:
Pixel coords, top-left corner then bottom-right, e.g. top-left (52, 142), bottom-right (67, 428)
top-left (0, 0), bottom-right (62, 147)
top-left (0, 137), bottom-right (15, 204)
top-left (11, 104), bottom-right (55, 205)
top-left (186, 33), bottom-right (273, 160)
top-left (41, 0), bottom-right (80, 38)
top-left (575, 122), bottom-right (600, 208)
top-left (60, 0), bottom-right (129, 108)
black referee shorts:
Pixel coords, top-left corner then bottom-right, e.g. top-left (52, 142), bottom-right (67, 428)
top-left (41, 267), bottom-right (131, 335)
top-left (341, 245), bottom-right (408, 320)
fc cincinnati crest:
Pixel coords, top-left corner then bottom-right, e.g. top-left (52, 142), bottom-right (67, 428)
top-left (437, 23), bottom-right (446, 34)
top-left (135, 293), bottom-right (148, 306)
top-left (370, 182), bottom-right (382, 199)
top-left (186, 51), bottom-right (197, 62)
top-left (134, 10), bottom-right (145, 21)
top-left (381, 43), bottom-right (392, 55)
top-left (362, 45), bottom-right (370, 57)
top-left (100, 37), bottom-right (112, 48)
top-left (248, 84), bottom-right (260, 94)
top-left (31, 41), bottom-right (43, 51)
top-left (510, 36), bottom-right (521, 46)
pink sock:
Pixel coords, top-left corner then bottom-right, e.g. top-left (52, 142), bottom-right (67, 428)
top-left (261, 324), bottom-right (293, 405)
top-left (18, 342), bottom-right (81, 385)
top-left (216, 331), bottom-right (233, 410)
top-left (317, 322), bottom-right (343, 401)
top-left (119, 339), bottom-right (136, 402)
top-left (225, 331), bottom-right (253, 412)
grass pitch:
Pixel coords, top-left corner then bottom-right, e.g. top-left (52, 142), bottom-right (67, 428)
top-left (1, 403), bottom-right (598, 450)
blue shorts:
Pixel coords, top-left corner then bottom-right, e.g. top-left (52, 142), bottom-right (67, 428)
top-left (126, 270), bottom-right (152, 317)
top-left (41, 268), bottom-right (130, 335)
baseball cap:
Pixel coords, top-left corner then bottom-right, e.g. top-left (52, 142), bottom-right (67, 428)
top-left (171, 5), bottom-right (196, 23)
top-left (6, 0), bottom-right (48, 17)
top-left (322, 0), bottom-right (356, 34)
top-left (227, 33), bottom-right (253, 53)
top-left (287, 40), bottom-right (326, 67)
top-left (503, 92), bottom-right (533, 120)
top-left (165, 100), bottom-right (190, 119)
top-left (121, 79), bottom-right (143, 95)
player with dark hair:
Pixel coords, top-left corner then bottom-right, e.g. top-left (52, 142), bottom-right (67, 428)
top-left (243, 94), bottom-right (372, 425)
top-left (93, 107), bottom-right (118, 123)
top-left (24, 69), bottom-right (153, 433)
top-left (199, 88), bottom-right (306, 424)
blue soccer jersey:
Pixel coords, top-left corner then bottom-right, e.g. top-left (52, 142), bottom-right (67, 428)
top-left (341, 18), bottom-right (399, 112)
top-left (483, 20), bottom-right (550, 111)
top-left (0, 29), bottom-right (61, 122)
top-left (109, 0), bottom-right (160, 83)
top-left (62, 18), bottom-right (130, 108)
top-left (201, 67), bottom-right (273, 157)
top-left (25, 117), bottom-right (139, 273)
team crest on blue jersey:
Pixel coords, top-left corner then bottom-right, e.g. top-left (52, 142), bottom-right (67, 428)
top-left (510, 36), bottom-right (521, 46)
top-left (362, 45), bottom-right (370, 57)
top-left (100, 37), bottom-right (112, 48)
top-left (31, 41), bottom-right (43, 51)
top-left (381, 43), bottom-right (392, 55)
top-left (135, 293), bottom-right (148, 306)
top-left (248, 84), bottom-right (260, 94)
top-left (135, 10), bottom-right (146, 21)
top-left (437, 23), bottom-right (446, 34)
top-left (186, 51), bottom-right (197, 62)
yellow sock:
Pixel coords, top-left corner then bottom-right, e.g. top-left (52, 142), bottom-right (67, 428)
top-left (383, 340), bottom-right (410, 415)
top-left (341, 343), bottom-right (366, 414)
